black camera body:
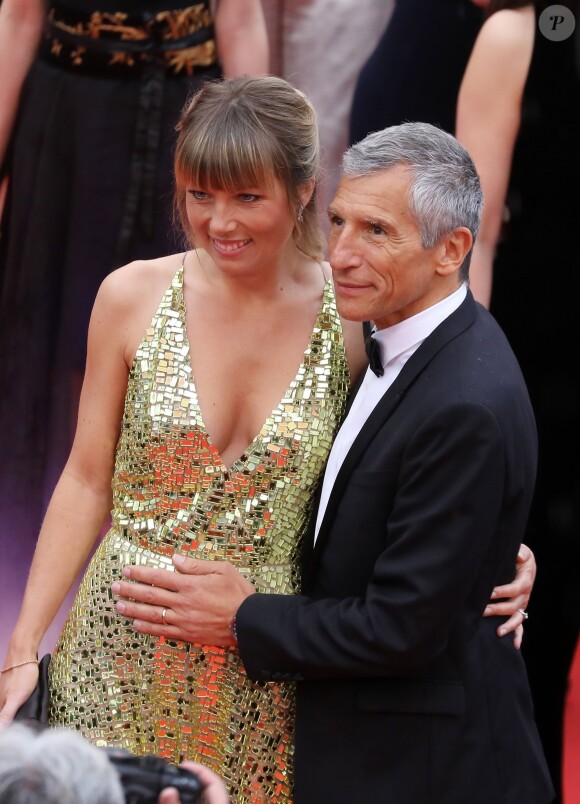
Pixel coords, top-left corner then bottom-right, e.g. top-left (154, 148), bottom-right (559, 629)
top-left (105, 747), bottom-right (203, 804)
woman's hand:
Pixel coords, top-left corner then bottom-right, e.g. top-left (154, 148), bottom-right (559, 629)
top-left (484, 542), bottom-right (536, 648)
top-left (0, 661), bottom-right (39, 728)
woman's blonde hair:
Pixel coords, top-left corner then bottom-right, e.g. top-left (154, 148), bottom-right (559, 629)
top-left (174, 75), bottom-right (324, 259)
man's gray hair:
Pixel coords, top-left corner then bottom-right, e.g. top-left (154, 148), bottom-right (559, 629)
top-left (343, 122), bottom-right (483, 279)
top-left (0, 724), bottom-right (124, 804)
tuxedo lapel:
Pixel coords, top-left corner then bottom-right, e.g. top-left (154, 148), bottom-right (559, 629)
top-left (306, 292), bottom-right (477, 574)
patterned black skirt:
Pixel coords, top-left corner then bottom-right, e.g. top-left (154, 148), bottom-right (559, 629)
top-left (0, 4), bottom-right (221, 567)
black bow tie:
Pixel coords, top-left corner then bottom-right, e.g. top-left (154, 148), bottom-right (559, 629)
top-left (363, 321), bottom-right (384, 377)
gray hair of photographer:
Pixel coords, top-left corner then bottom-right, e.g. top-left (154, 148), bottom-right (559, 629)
top-left (0, 723), bottom-right (123, 803)
top-left (0, 723), bottom-right (229, 804)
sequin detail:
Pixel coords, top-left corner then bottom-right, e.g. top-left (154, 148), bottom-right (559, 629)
top-left (49, 262), bottom-right (350, 802)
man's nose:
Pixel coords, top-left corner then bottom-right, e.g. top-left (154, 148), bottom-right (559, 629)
top-left (328, 228), bottom-right (360, 271)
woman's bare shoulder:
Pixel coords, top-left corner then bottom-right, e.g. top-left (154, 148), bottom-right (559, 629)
top-left (98, 254), bottom-right (186, 304)
top-left (474, 5), bottom-right (535, 66)
top-left (482, 5), bottom-right (535, 42)
top-left (92, 254), bottom-right (187, 361)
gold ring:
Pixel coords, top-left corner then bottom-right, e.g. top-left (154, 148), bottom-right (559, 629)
top-left (161, 607), bottom-right (168, 625)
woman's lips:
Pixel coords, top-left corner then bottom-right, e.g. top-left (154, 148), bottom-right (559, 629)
top-left (212, 238), bottom-right (251, 254)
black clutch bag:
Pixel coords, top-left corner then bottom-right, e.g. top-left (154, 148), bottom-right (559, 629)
top-left (13, 653), bottom-right (51, 725)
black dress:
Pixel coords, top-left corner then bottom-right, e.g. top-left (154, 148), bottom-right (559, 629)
top-left (0, 2), bottom-right (221, 571)
top-left (489, 7), bottom-right (580, 799)
top-left (348, 0), bottom-right (482, 144)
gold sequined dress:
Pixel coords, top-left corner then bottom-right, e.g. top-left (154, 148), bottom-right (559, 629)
top-left (49, 262), bottom-right (350, 802)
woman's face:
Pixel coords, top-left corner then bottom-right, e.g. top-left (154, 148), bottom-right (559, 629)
top-left (182, 172), bottom-right (297, 277)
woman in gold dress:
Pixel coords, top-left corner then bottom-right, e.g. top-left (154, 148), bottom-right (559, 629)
top-left (0, 76), bottom-right (364, 802)
top-left (0, 76), bottom-right (534, 803)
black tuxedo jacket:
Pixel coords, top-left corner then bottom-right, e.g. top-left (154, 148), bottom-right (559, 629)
top-left (237, 292), bottom-right (554, 803)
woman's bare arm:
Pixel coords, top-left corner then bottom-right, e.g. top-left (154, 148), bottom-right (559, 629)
top-left (0, 269), bottom-right (138, 722)
top-left (214, 0), bottom-right (269, 77)
top-left (455, 6), bottom-right (535, 308)
top-left (0, 0), bottom-right (44, 169)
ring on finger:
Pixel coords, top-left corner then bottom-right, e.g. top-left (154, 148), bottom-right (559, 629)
top-left (517, 608), bottom-right (529, 620)
top-left (161, 607), bottom-right (168, 625)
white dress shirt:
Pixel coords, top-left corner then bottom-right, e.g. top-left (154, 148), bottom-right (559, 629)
top-left (314, 284), bottom-right (468, 542)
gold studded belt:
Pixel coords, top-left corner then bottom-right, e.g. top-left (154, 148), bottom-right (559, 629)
top-left (41, 2), bottom-right (218, 77)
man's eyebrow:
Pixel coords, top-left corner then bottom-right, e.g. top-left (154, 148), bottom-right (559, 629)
top-left (362, 214), bottom-right (391, 229)
top-left (326, 207), bottom-right (392, 230)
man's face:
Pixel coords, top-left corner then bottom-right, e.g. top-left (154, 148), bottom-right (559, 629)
top-left (327, 166), bottom-right (457, 330)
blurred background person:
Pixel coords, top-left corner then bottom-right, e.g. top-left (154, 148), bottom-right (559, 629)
top-left (456, 2), bottom-right (580, 800)
top-left (348, 0), bottom-right (485, 145)
top-left (261, 0), bottom-right (395, 232)
top-left (456, 0), bottom-right (535, 307)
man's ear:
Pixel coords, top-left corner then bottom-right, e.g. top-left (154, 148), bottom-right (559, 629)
top-left (436, 227), bottom-right (473, 276)
top-left (298, 178), bottom-right (316, 208)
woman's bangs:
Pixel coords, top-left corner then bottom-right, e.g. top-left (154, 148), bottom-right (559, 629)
top-left (180, 124), bottom-right (276, 192)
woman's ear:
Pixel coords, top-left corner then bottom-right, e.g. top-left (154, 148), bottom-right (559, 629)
top-left (298, 178), bottom-right (316, 208)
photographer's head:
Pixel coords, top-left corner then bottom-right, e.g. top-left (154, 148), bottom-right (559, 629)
top-left (0, 723), bottom-right (124, 803)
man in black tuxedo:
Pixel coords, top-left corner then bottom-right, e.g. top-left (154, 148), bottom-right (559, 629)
top-left (116, 122), bottom-right (553, 803)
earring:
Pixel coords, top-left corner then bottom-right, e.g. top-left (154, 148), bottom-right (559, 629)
top-left (297, 204), bottom-right (304, 223)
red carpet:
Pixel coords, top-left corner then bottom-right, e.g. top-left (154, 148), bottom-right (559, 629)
top-left (564, 639), bottom-right (580, 803)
